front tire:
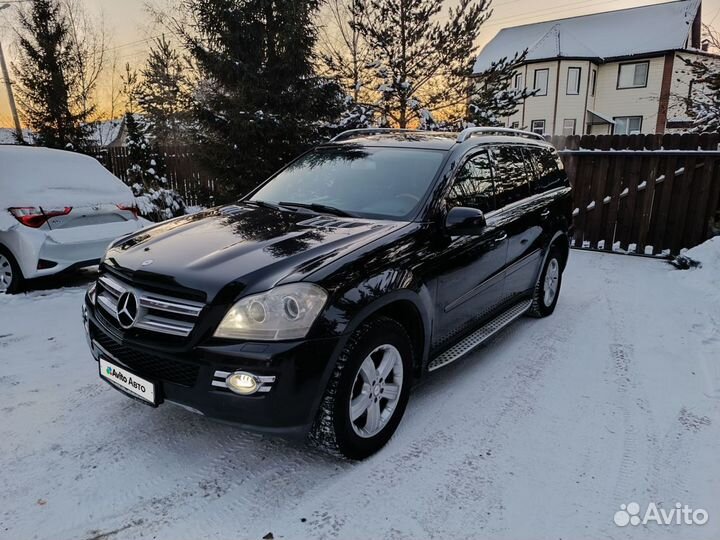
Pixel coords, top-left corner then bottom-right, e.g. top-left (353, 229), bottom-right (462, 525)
top-left (529, 247), bottom-right (563, 318)
top-left (310, 316), bottom-right (413, 460)
top-left (0, 247), bottom-right (24, 294)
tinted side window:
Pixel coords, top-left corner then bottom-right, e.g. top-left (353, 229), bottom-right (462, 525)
top-left (526, 147), bottom-right (567, 194)
top-left (447, 151), bottom-right (496, 214)
top-left (490, 146), bottom-right (531, 207)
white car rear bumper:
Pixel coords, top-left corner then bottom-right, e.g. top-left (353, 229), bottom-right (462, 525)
top-left (1, 220), bottom-right (145, 279)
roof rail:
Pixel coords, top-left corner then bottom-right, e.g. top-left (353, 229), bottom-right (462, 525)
top-left (330, 128), bottom-right (432, 143)
top-left (457, 127), bottom-right (546, 143)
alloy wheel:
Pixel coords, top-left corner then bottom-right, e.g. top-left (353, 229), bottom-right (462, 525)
top-left (0, 254), bottom-right (13, 292)
top-left (348, 344), bottom-right (404, 438)
top-left (543, 258), bottom-right (560, 307)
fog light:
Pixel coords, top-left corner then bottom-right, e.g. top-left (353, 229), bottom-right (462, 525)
top-left (225, 372), bottom-right (260, 395)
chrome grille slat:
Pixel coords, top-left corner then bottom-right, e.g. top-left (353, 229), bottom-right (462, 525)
top-left (96, 293), bottom-right (119, 316)
top-left (95, 274), bottom-right (204, 338)
top-left (135, 316), bottom-right (194, 337)
top-left (99, 275), bottom-right (125, 298)
top-left (138, 295), bottom-right (203, 317)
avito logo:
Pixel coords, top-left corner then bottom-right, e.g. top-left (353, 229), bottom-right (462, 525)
top-left (614, 502), bottom-right (709, 527)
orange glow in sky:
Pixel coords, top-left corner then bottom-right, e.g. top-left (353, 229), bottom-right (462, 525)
top-left (1, 0), bottom-right (719, 127)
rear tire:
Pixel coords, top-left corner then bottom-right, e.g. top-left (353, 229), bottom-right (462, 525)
top-left (529, 246), bottom-right (563, 318)
top-left (0, 247), bottom-right (24, 294)
top-left (309, 316), bottom-right (413, 460)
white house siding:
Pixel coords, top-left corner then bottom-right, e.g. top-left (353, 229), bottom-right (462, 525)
top-left (521, 61), bottom-right (560, 134)
top-left (554, 61), bottom-right (595, 136)
top-left (587, 56), bottom-right (665, 134)
top-left (500, 52), bottom-right (720, 136)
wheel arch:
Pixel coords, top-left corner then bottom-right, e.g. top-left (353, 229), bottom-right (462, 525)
top-left (337, 288), bottom-right (432, 380)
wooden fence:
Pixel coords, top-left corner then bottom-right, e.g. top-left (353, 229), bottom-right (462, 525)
top-left (95, 145), bottom-right (218, 208)
top-left (96, 133), bottom-right (720, 256)
top-left (550, 133), bottom-right (720, 256)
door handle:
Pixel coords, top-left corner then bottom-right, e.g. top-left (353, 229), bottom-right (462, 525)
top-left (493, 232), bottom-right (508, 243)
top-left (540, 209), bottom-right (551, 219)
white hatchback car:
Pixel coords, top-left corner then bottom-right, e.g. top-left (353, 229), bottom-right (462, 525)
top-left (0, 146), bottom-right (145, 293)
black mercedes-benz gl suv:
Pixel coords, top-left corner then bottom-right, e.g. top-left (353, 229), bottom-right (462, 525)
top-left (82, 127), bottom-right (572, 459)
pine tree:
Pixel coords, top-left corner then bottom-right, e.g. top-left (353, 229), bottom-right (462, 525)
top-left (137, 36), bottom-right (192, 145)
top-left (680, 55), bottom-right (720, 133)
top-left (179, 0), bottom-right (345, 199)
top-left (12, 0), bottom-right (90, 149)
top-left (468, 51), bottom-right (536, 127)
top-left (124, 112), bottom-right (185, 221)
top-left (353, 0), bottom-right (491, 128)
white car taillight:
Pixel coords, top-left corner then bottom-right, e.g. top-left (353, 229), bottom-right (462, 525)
top-left (8, 206), bottom-right (72, 228)
top-left (116, 203), bottom-right (140, 219)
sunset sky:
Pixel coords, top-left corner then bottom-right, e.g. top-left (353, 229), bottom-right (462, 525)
top-left (1, 0), bottom-right (719, 127)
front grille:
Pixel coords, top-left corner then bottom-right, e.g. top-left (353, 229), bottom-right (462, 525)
top-left (92, 324), bottom-right (200, 387)
top-left (95, 274), bottom-right (204, 339)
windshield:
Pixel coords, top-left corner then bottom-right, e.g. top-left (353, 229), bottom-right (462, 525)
top-left (250, 146), bottom-right (446, 220)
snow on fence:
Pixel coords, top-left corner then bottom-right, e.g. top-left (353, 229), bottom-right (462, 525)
top-left (552, 133), bottom-right (720, 256)
top-left (95, 133), bottom-right (720, 256)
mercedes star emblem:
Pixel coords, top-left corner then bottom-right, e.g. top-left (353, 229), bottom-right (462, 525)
top-left (116, 292), bottom-right (139, 329)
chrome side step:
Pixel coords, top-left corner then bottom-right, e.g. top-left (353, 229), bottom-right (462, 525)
top-left (428, 300), bottom-right (532, 372)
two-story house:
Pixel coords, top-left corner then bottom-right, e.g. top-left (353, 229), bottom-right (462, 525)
top-left (472, 0), bottom-right (720, 136)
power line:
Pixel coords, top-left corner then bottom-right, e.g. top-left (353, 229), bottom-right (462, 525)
top-left (484, 0), bottom-right (662, 28)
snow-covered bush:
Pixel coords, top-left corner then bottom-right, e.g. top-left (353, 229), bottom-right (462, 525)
top-left (124, 113), bottom-right (186, 222)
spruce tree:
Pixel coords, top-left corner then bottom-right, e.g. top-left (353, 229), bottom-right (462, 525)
top-left (12, 0), bottom-right (90, 149)
top-left (353, 0), bottom-right (491, 128)
top-left (124, 113), bottom-right (185, 221)
top-left (137, 36), bottom-right (192, 145)
top-left (180, 0), bottom-right (345, 199)
top-left (681, 55), bottom-right (720, 133)
top-left (468, 51), bottom-right (536, 127)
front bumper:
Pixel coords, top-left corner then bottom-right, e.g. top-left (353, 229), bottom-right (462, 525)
top-left (83, 299), bottom-right (343, 437)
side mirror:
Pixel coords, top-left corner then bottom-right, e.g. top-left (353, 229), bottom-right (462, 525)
top-left (445, 207), bottom-right (486, 235)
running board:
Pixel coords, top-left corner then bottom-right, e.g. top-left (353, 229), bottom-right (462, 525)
top-left (428, 300), bottom-right (533, 372)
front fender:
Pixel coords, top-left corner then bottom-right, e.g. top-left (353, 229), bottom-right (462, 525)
top-left (309, 268), bottom-right (434, 366)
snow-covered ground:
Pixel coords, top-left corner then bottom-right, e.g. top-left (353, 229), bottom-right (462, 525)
top-left (1, 249), bottom-right (719, 540)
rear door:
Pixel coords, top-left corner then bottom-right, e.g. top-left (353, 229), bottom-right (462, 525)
top-left (489, 145), bottom-right (544, 302)
top-left (433, 150), bottom-right (508, 349)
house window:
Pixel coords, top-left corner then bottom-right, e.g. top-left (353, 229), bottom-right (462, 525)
top-left (617, 62), bottom-right (649, 89)
top-left (562, 119), bottom-right (577, 136)
top-left (613, 116), bottom-right (643, 135)
top-left (511, 121), bottom-right (520, 129)
top-left (530, 120), bottom-right (546, 135)
top-left (514, 73), bottom-right (523, 89)
top-left (590, 69), bottom-right (597, 96)
top-left (566, 67), bottom-right (581, 95)
top-left (534, 69), bottom-right (549, 96)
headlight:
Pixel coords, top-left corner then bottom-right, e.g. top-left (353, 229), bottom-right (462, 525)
top-left (214, 283), bottom-right (328, 341)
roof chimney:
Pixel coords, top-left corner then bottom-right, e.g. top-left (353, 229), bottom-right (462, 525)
top-left (692, 1), bottom-right (702, 49)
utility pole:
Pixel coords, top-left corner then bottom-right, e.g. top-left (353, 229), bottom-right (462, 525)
top-left (0, 41), bottom-right (22, 142)
top-left (0, 2), bottom-right (23, 143)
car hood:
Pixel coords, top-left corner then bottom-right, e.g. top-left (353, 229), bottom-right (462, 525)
top-left (103, 204), bottom-right (408, 301)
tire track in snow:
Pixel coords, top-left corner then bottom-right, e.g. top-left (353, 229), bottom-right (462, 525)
top-left (283, 288), bottom-right (594, 540)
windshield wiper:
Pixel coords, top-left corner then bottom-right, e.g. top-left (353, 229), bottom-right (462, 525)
top-left (246, 199), bottom-right (284, 211)
top-left (278, 201), bottom-right (356, 218)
